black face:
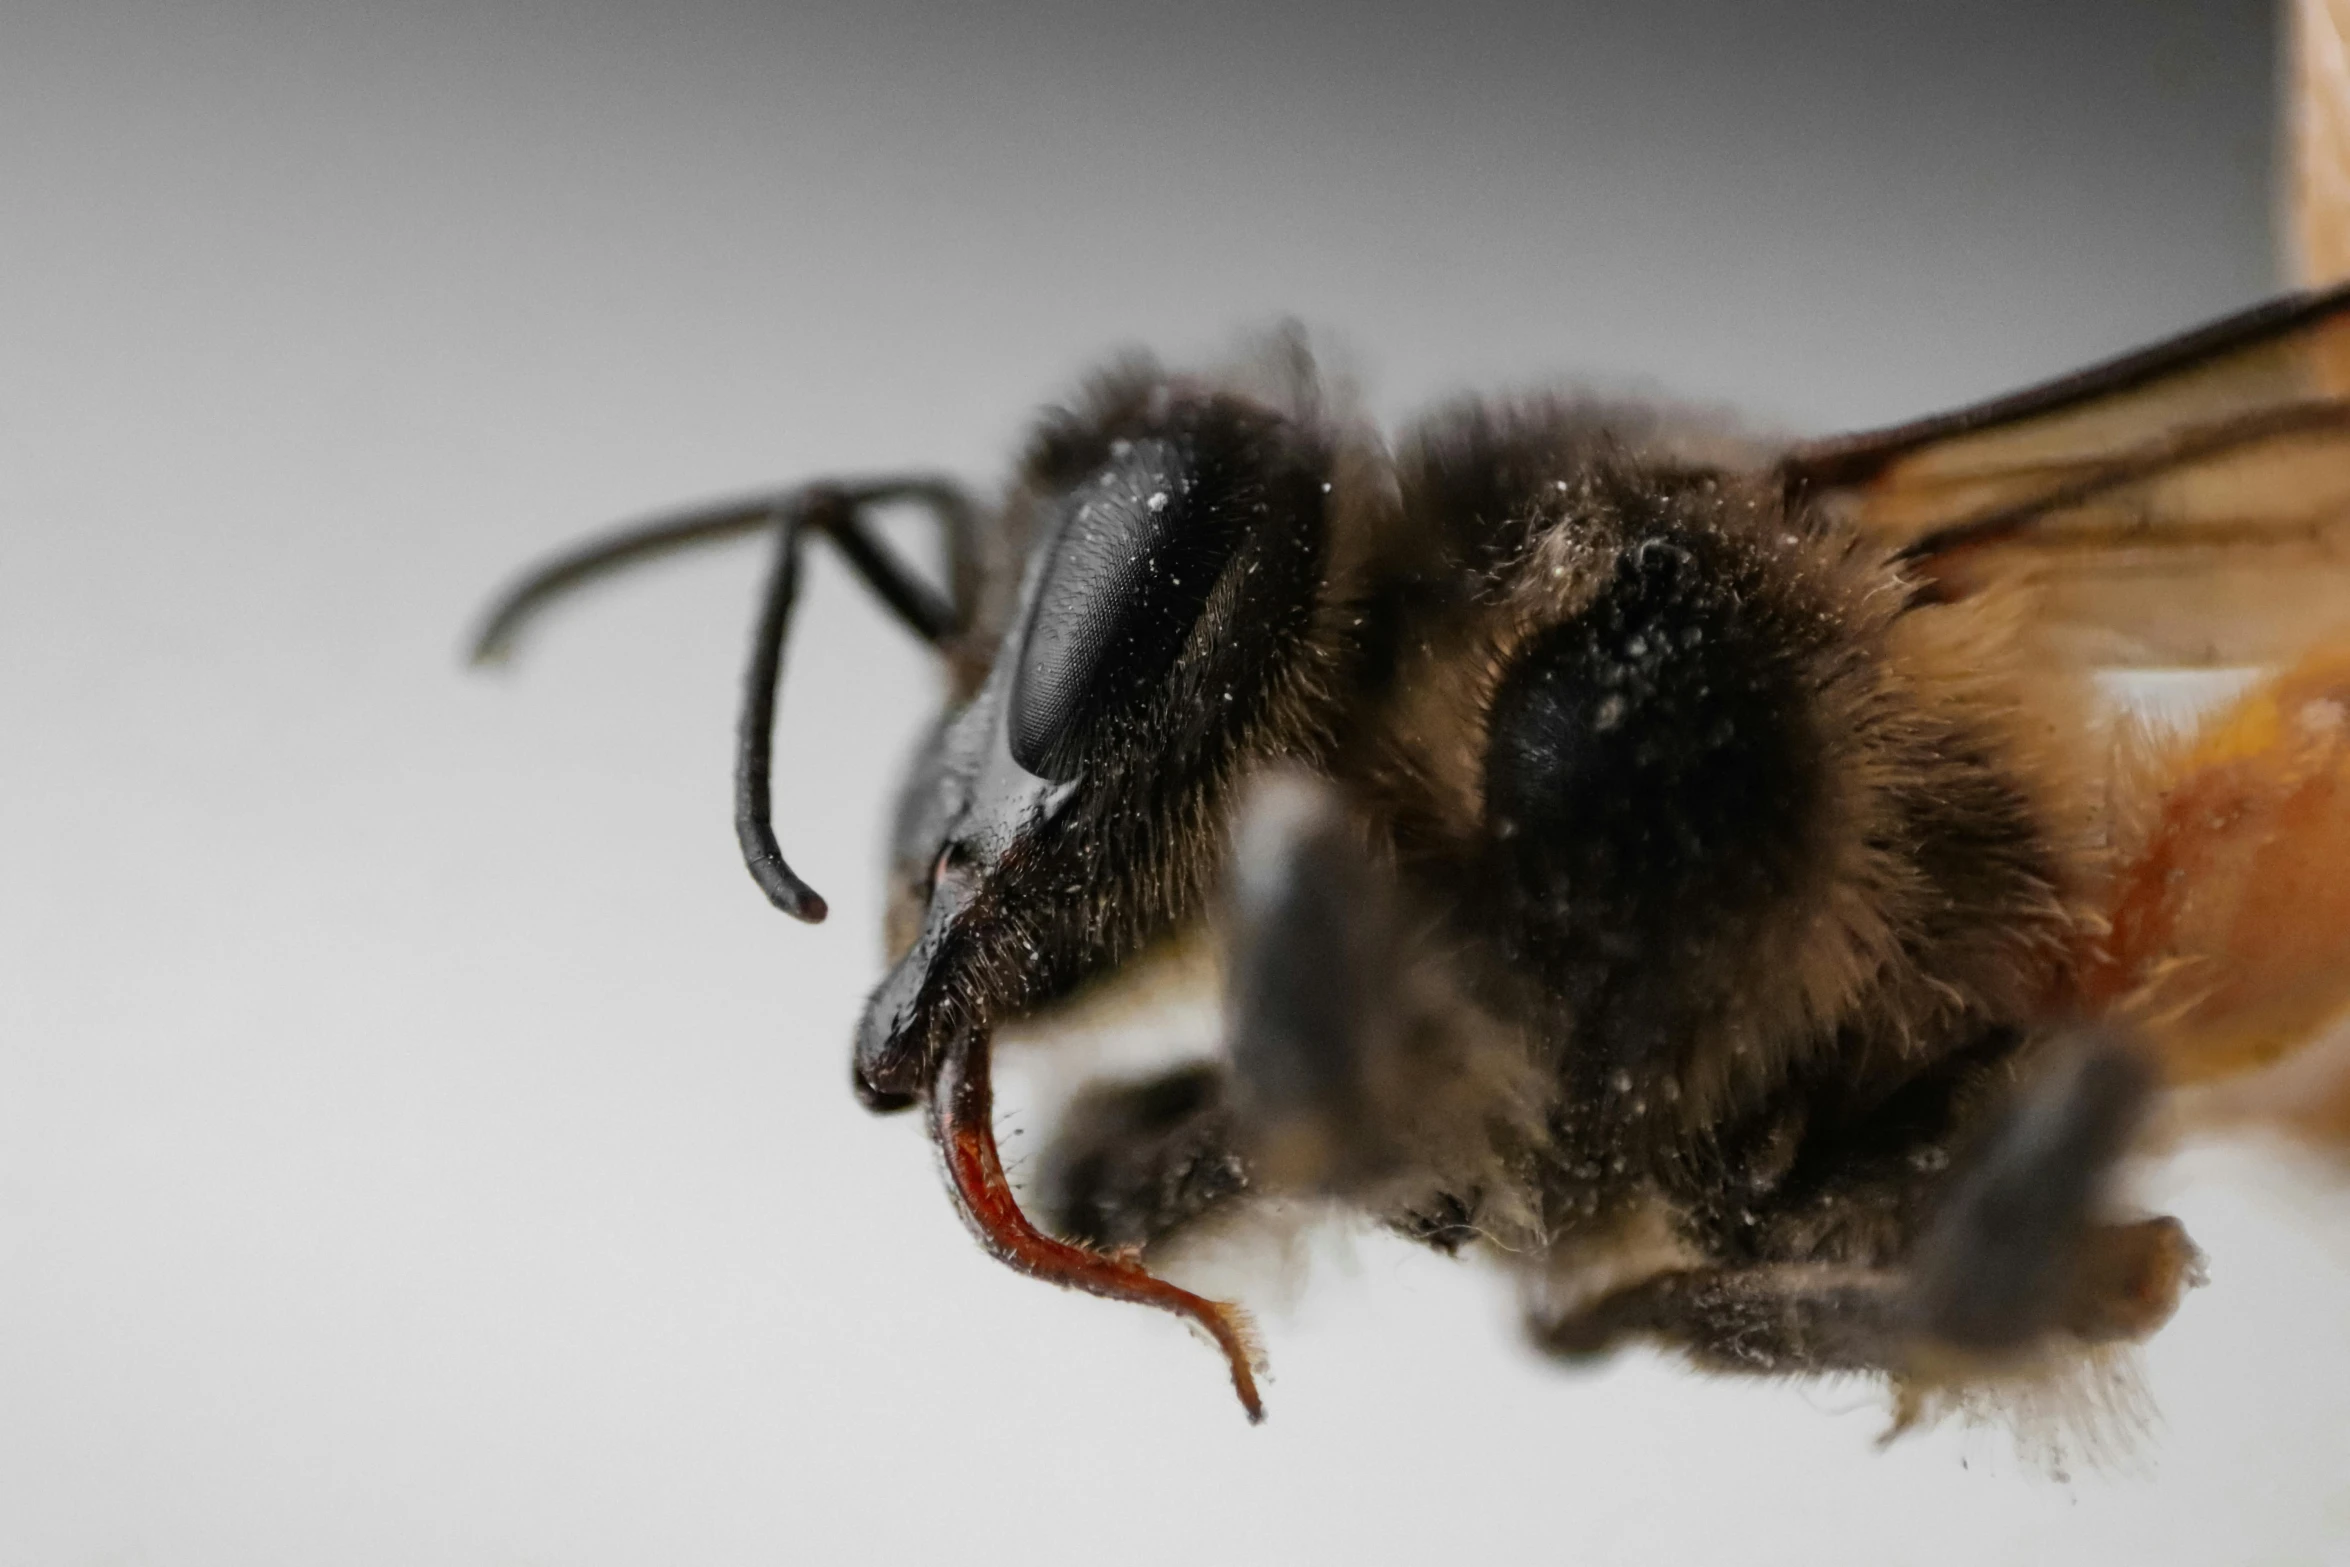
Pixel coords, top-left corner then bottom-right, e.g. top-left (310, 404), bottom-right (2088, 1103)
top-left (853, 383), bottom-right (1341, 1106)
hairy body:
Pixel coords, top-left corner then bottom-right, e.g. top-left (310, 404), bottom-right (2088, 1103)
top-left (479, 286), bottom-right (2350, 1419)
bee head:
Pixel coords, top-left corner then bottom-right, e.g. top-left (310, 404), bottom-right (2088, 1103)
top-left (853, 374), bottom-right (1351, 1108)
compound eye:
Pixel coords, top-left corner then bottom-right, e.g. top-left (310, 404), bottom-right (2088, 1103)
top-left (1007, 434), bottom-right (1250, 780)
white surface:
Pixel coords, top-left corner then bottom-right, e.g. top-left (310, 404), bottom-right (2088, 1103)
top-left (5, 4), bottom-right (2347, 1563)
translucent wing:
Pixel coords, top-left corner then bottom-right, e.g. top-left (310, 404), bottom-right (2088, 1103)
top-left (2293, 0), bottom-right (2350, 289)
top-left (2128, 0), bottom-right (2350, 1157)
top-left (1780, 285), bottom-right (2350, 667)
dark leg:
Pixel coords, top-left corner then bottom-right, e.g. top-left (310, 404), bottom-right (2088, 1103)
top-left (1534, 1263), bottom-right (1911, 1374)
top-left (1040, 771), bottom-right (1546, 1254)
top-left (1532, 1034), bottom-right (2201, 1378)
top-left (1221, 771), bottom-right (1417, 1192)
top-left (1224, 773), bottom-right (1546, 1212)
top-left (1905, 1034), bottom-right (2200, 1363)
top-left (1040, 1063), bottom-right (1249, 1253)
top-left (1532, 1214), bottom-right (2199, 1380)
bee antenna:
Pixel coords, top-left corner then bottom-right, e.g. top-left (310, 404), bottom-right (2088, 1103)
top-left (741, 479), bottom-right (989, 922)
top-left (467, 476), bottom-right (973, 664)
top-left (469, 474), bottom-right (982, 924)
top-left (821, 477), bottom-right (974, 644)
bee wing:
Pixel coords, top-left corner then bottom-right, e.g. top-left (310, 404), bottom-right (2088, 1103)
top-left (2141, 0), bottom-right (2350, 1160)
top-left (2291, 0), bottom-right (2350, 289)
top-left (1780, 284), bottom-right (2350, 667)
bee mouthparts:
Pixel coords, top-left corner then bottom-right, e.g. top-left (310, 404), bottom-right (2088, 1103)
top-left (928, 1028), bottom-right (1267, 1422)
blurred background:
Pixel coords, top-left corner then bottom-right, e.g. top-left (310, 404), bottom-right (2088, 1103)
top-left (7, 0), bottom-right (2347, 1562)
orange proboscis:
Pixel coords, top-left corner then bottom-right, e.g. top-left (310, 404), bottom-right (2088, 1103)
top-left (2082, 638), bottom-right (2350, 1102)
top-left (930, 1030), bottom-right (1266, 1422)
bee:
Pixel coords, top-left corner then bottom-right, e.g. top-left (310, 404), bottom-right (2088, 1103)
top-left (472, 284), bottom-right (2350, 1428)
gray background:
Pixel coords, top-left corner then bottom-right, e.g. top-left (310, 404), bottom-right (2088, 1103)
top-left (7, 1), bottom-right (2349, 1563)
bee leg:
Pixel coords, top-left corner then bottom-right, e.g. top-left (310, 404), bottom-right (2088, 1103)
top-left (1534, 1035), bottom-right (2201, 1378)
top-left (1220, 771), bottom-right (1544, 1222)
top-left (1041, 771), bottom-right (1541, 1255)
top-left (1903, 1032), bottom-right (2201, 1363)
top-left (1530, 1264), bottom-right (1911, 1374)
top-left (1527, 1212), bottom-right (2198, 1381)
top-left (1524, 1224), bottom-right (2197, 1377)
top-left (1217, 770), bottom-right (1401, 1194)
top-left (1037, 1062), bottom-right (1251, 1253)
top-left (1031, 762), bottom-right (1401, 1253)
